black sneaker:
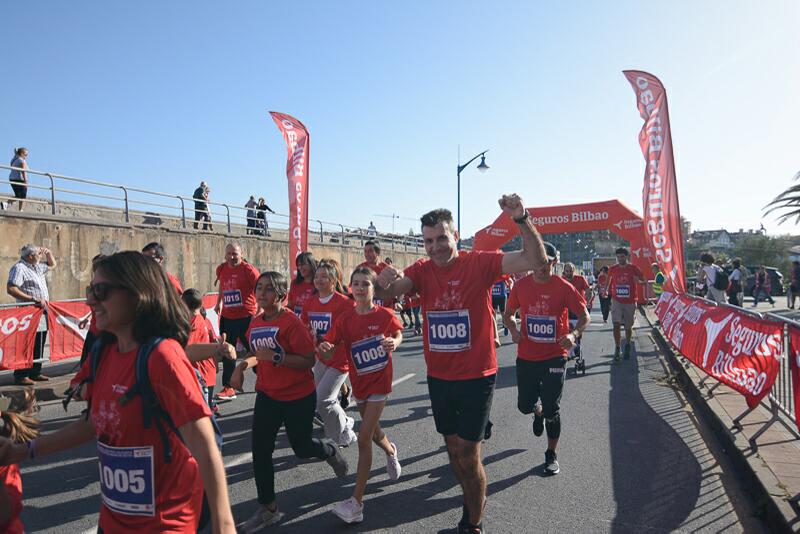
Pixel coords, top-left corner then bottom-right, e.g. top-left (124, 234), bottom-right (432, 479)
top-left (483, 420), bottom-right (493, 441)
top-left (545, 449), bottom-right (560, 475)
top-left (623, 344), bottom-right (631, 360)
top-left (614, 346), bottom-right (621, 362)
top-left (532, 412), bottom-right (544, 437)
top-left (458, 521), bottom-right (484, 533)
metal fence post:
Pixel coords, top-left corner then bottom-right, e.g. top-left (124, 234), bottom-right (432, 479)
top-left (178, 196), bottom-right (186, 228)
top-left (339, 224), bottom-right (345, 247)
top-left (120, 186), bottom-right (130, 222)
top-left (45, 173), bottom-right (56, 215)
top-left (225, 205), bottom-right (231, 234)
top-left (318, 220), bottom-right (324, 242)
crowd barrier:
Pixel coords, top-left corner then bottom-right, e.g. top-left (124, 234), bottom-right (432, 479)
top-left (0, 164), bottom-right (425, 253)
top-left (654, 291), bottom-right (799, 444)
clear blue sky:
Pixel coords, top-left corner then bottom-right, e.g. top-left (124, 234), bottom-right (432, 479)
top-left (2, 1), bottom-right (798, 238)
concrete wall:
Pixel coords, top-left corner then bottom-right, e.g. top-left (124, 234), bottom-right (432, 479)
top-left (0, 212), bottom-right (426, 302)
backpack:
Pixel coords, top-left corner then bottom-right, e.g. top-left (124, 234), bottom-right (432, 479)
top-left (713, 268), bottom-right (729, 291)
top-left (65, 337), bottom-right (223, 528)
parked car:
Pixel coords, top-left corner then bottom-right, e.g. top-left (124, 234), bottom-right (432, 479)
top-left (744, 266), bottom-right (784, 297)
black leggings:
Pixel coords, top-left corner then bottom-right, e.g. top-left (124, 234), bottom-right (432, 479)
top-left (219, 315), bottom-right (252, 386)
top-left (252, 391), bottom-right (335, 504)
top-left (599, 296), bottom-right (611, 322)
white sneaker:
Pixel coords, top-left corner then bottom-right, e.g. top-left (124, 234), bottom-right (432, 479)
top-left (331, 496), bottom-right (364, 524)
top-left (338, 428), bottom-right (357, 447)
top-left (239, 505), bottom-right (284, 533)
top-left (344, 415), bottom-right (355, 431)
top-left (386, 442), bottom-right (401, 480)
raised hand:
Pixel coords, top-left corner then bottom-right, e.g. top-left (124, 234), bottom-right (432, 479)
top-left (215, 333), bottom-right (236, 360)
top-left (377, 266), bottom-right (401, 289)
top-left (498, 194), bottom-right (527, 220)
top-left (380, 336), bottom-right (397, 352)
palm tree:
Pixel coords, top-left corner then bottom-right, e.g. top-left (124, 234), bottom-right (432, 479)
top-left (764, 171), bottom-right (800, 224)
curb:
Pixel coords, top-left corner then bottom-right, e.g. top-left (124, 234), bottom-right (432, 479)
top-left (645, 312), bottom-right (798, 532)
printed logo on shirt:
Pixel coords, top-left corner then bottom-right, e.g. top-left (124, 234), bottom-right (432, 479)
top-left (112, 384), bottom-right (128, 395)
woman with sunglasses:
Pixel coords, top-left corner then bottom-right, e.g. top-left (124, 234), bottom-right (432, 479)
top-left (231, 271), bottom-right (348, 532)
top-left (0, 252), bottom-right (234, 533)
top-left (300, 261), bottom-right (357, 446)
top-left (287, 252), bottom-right (317, 316)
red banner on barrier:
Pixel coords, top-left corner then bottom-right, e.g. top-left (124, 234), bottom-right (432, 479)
top-left (202, 294), bottom-right (220, 338)
top-left (656, 292), bottom-right (782, 408)
top-left (787, 326), bottom-right (800, 432)
top-left (270, 111), bottom-right (310, 278)
top-left (0, 306), bottom-right (43, 370)
top-left (624, 71), bottom-right (686, 293)
top-left (47, 301), bottom-right (91, 362)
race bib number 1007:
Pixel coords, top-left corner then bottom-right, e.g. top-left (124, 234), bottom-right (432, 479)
top-left (427, 310), bottom-right (471, 352)
top-left (97, 442), bottom-right (155, 517)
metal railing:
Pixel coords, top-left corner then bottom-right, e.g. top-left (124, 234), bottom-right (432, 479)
top-left (0, 164), bottom-right (424, 252)
top-left (656, 292), bottom-right (799, 443)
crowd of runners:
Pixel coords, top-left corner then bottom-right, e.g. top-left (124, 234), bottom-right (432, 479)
top-left (0, 193), bottom-right (654, 533)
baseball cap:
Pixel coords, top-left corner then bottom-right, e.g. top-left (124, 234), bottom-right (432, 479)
top-left (543, 241), bottom-right (558, 261)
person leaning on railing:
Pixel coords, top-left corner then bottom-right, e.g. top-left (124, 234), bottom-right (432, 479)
top-left (5, 147), bottom-right (29, 212)
top-left (6, 244), bottom-right (56, 385)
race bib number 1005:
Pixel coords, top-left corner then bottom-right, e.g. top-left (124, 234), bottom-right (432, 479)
top-left (426, 310), bottom-right (471, 352)
top-left (97, 442), bottom-right (155, 517)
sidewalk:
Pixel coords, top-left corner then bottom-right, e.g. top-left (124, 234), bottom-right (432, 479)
top-left (644, 306), bottom-right (800, 532)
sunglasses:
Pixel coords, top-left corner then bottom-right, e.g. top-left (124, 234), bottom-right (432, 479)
top-left (86, 282), bottom-right (125, 302)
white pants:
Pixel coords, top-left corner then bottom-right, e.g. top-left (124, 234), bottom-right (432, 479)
top-left (706, 286), bottom-right (726, 304)
top-left (313, 360), bottom-right (353, 442)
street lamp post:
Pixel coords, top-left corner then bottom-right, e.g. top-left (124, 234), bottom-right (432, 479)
top-left (457, 149), bottom-right (489, 247)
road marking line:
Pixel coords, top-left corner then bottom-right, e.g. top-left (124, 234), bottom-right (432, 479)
top-left (224, 452), bottom-right (252, 469)
top-left (392, 373), bottom-right (415, 386)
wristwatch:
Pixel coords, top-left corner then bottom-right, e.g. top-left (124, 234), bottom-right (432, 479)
top-left (272, 352), bottom-right (285, 365)
top-left (513, 211), bottom-right (530, 224)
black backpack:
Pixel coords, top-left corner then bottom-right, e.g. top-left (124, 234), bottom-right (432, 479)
top-left (65, 337), bottom-right (223, 528)
top-left (713, 269), bottom-right (729, 291)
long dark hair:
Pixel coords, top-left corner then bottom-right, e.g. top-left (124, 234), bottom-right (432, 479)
top-left (95, 251), bottom-right (191, 346)
top-left (0, 390), bottom-right (39, 444)
top-left (294, 252), bottom-right (317, 284)
top-left (316, 259), bottom-right (347, 295)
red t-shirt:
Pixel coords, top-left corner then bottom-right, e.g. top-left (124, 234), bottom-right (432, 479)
top-left (246, 310), bottom-right (316, 401)
top-left (216, 262), bottom-right (260, 319)
top-left (300, 293), bottom-right (355, 373)
top-left (87, 339), bottom-right (212, 533)
top-left (597, 273), bottom-right (609, 298)
top-left (357, 262), bottom-right (396, 308)
top-left (287, 280), bottom-right (316, 316)
top-left (187, 314), bottom-right (218, 389)
top-left (403, 251), bottom-right (504, 380)
top-left (166, 272), bottom-right (183, 296)
top-left (507, 275), bottom-right (587, 361)
top-left (608, 264), bottom-right (643, 304)
top-left (0, 465), bottom-right (23, 534)
top-left (324, 306), bottom-right (403, 399)
top-left (563, 274), bottom-right (589, 296)
top-left (89, 313), bottom-right (100, 335)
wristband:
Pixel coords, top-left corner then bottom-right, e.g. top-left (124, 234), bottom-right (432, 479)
top-left (272, 352), bottom-right (285, 365)
top-left (512, 211), bottom-right (530, 224)
top-left (27, 439), bottom-right (37, 460)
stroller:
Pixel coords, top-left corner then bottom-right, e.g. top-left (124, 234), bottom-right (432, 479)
top-left (566, 317), bottom-right (585, 376)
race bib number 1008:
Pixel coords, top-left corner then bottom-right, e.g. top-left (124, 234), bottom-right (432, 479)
top-left (350, 335), bottom-right (389, 375)
top-left (97, 442), bottom-right (155, 517)
top-left (427, 310), bottom-right (471, 352)
top-left (249, 326), bottom-right (284, 355)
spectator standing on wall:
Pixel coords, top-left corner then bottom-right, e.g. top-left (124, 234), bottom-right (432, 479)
top-left (367, 221), bottom-right (377, 237)
top-left (193, 181), bottom-right (212, 231)
top-left (6, 244), bottom-right (56, 385)
top-left (255, 197), bottom-right (275, 236)
top-left (6, 148), bottom-right (29, 211)
top-left (245, 196), bottom-right (258, 235)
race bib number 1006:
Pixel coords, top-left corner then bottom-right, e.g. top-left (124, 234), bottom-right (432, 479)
top-left (525, 315), bottom-right (557, 343)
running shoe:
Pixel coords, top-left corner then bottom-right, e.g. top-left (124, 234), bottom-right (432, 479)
top-left (339, 428), bottom-right (357, 447)
top-left (215, 387), bottom-right (237, 401)
top-left (386, 442), bottom-right (401, 480)
top-left (532, 411), bottom-right (544, 437)
top-left (623, 343), bottom-right (631, 360)
top-left (326, 440), bottom-right (349, 478)
top-left (331, 497), bottom-right (364, 524)
top-left (458, 521), bottom-right (484, 533)
top-left (614, 346), bottom-right (621, 362)
top-left (545, 449), bottom-right (560, 475)
top-left (239, 505), bottom-right (284, 532)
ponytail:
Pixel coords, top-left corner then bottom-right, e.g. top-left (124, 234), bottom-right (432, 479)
top-left (0, 390), bottom-right (40, 444)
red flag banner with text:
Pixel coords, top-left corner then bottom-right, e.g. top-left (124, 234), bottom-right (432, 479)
top-left (0, 306), bottom-right (43, 370)
top-left (270, 112), bottom-right (309, 277)
top-left (656, 292), bottom-right (782, 408)
top-left (787, 325), bottom-right (800, 432)
top-left (624, 71), bottom-right (685, 293)
top-left (47, 301), bottom-right (91, 362)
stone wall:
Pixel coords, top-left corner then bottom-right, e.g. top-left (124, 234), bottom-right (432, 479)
top-left (0, 212), bottom-right (425, 302)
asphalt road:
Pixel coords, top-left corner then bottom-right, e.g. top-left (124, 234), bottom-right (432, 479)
top-left (19, 308), bottom-right (768, 533)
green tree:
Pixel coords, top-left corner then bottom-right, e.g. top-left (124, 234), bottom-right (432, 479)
top-left (731, 234), bottom-right (791, 275)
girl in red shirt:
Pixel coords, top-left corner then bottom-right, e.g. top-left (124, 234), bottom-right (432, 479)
top-left (230, 271), bottom-right (348, 532)
top-left (0, 390), bottom-right (39, 534)
top-left (300, 261), bottom-right (357, 446)
top-left (287, 252), bottom-right (317, 316)
top-left (320, 267), bottom-right (403, 524)
top-left (0, 252), bottom-right (235, 533)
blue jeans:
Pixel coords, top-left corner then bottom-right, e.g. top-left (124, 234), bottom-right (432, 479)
top-left (753, 288), bottom-right (774, 305)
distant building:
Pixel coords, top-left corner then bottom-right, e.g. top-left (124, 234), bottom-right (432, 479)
top-left (690, 229), bottom-right (734, 251)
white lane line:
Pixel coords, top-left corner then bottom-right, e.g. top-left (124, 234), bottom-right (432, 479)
top-left (392, 373), bottom-right (415, 387)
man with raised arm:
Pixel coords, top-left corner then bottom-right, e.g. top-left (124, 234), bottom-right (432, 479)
top-left (376, 194), bottom-right (547, 534)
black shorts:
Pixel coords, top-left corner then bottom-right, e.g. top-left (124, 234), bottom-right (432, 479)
top-left (10, 182), bottom-right (27, 199)
top-left (516, 357), bottom-right (566, 419)
top-left (492, 296), bottom-right (506, 312)
top-left (427, 374), bottom-right (495, 442)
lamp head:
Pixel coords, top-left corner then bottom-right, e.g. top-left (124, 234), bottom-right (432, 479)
top-left (477, 155), bottom-right (489, 173)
